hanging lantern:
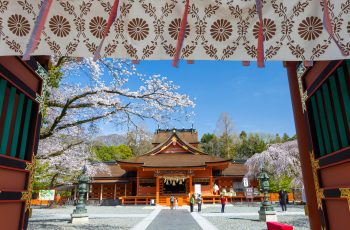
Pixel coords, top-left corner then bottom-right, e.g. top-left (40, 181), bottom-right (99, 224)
top-left (179, 180), bottom-right (182, 185)
top-left (172, 180), bottom-right (176, 186)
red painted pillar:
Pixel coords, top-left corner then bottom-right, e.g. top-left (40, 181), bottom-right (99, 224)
top-left (286, 61), bottom-right (322, 230)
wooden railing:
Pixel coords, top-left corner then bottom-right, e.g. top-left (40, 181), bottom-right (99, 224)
top-left (120, 196), bottom-right (155, 205)
top-left (202, 195), bottom-right (264, 204)
top-left (120, 193), bottom-right (293, 205)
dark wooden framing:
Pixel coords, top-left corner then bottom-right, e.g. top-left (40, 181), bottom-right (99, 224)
top-left (0, 56), bottom-right (44, 230)
top-left (287, 60), bottom-right (350, 230)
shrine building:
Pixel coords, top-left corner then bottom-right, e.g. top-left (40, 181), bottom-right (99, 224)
top-left (88, 128), bottom-right (248, 205)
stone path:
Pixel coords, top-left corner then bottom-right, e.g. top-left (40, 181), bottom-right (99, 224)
top-left (146, 209), bottom-right (202, 230)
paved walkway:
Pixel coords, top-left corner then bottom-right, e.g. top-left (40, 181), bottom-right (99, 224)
top-left (146, 209), bottom-right (201, 230)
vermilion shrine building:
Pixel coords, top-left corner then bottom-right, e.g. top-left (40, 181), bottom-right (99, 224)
top-left (89, 129), bottom-right (248, 205)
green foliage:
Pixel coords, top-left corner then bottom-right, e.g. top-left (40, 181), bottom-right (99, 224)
top-left (33, 160), bottom-right (51, 190)
top-left (41, 64), bottom-right (64, 121)
top-left (199, 134), bottom-right (222, 157)
top-left (47, 66), bottom-right (63, 88)
top-left (200, 130), bottom-right (296, 160)
top-left (200, 133), bottom-right (215, 143)
top-left (93, 144), bottom-right (133, 162)
top-left (268, 175), bottom-right (292, 193)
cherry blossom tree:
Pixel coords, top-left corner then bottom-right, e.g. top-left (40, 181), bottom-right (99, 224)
top-left (245, 140), bottom-right (303, 189)
top-left (36, 57), bottom-right (195, 188)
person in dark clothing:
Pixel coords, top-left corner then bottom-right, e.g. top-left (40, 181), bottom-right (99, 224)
top-left (279, 189), bottom-right (288, 212)
top-left (190, 194), bottom-right (195, 212)
top-left (220, 195), bottom-right (226, 213)
top-left (197, 194), bottom-right (202, 212)
top-left (170, 195), bottom-right (175, 210)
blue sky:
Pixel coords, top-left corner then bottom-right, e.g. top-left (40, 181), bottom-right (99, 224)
top-left (99, 60), bottom-right (296, 138)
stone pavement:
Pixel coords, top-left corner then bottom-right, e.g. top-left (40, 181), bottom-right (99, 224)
top-left (28, 204), bottom-right (310, 230)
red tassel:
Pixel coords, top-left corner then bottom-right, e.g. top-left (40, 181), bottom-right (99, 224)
top-left (323, 0), bottom-right (347, 56)
top-left (93, 0), bottom-right (120, 61)
top-left (132, 60), bottom-right (140, 64)
top-left (172, 0), bottom-right (190, 68)
top-left (255, 0), bottom-right (264, 68)
top-left (303, 61), bottom-right (313, 67)
top-left (187, 60), bottom-right (194, 64)
top-left (22, 0), bottom-right (53, 60)
top-left (242, 61), bottom-right (250, 66)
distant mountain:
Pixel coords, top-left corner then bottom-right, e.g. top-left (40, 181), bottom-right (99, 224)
top-left (93, 134), bottom-right (127, 146)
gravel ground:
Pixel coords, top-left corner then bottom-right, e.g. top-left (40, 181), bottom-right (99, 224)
top-left (201, 204), bottom-right (310, 230)
top-left (28, 206), bottom-right (154, 230)
top-left (205, 216), bottom-right (310, 230)
top-left (200, 203), bottom-right (306, 213)
top-left (28, 204), bottom-right (310, 230)
top-left (28, 217), bottom-right (142, 230)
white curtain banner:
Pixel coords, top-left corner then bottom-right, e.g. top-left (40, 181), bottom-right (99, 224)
top-left (0, 0), bottom-right (349, 60)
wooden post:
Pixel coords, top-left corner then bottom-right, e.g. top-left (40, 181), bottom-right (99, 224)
top-left (124, 184), bottom-right (127, 196)
top-left (136, 169), bottom-right (139, 196)
top-left (287, 61), bottom-right (322, 230)
top-left (114, 184), bottom-right (117, 200)
top-left (74, 185), bottom-right (77, 201)
top-left (100, 184), bottom-right (103, 202)
top-left (210, 176), bottom-right (213, 194)
top-left (156, 176), bottom-right (159, 205)
top-left (86, 184), bottom-right (89, 201)
top-left (189, 176), bottom-right (193, 194)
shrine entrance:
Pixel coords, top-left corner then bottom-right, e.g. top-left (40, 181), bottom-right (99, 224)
top-left (162, 177), bottom-right (188, 195)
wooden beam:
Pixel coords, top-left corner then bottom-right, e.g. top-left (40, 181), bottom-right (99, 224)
top-left (142, 167), bottom-right (206, 171)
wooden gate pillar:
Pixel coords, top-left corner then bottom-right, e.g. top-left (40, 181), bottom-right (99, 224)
top-left (286, 61), bottom-right (322, 230)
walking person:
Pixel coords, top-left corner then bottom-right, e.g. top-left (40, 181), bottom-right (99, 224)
top-left (220, 194), bottom-right (226, 213)
top-left (279, 189), bottom-right (288, 212)
top-left (190, 194), bottom-right (195, 212)
top-left (197, 194), bottom-right (202, 212)
top-left (170, 195), bottom-right (175, 210)
top-left (175, 198), bottom-right (178, 209)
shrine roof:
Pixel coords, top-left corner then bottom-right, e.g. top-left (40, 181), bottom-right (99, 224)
top-left (117, 131), bottom-right (231, 168)
top-left (92, 162), bottom-right (127, 178)
top-left (221, 163), bottom-right (248, 176)
top-left (152, 129), bottom-right (198, 145)
top-left (118, 153), bottom-right (230, 168)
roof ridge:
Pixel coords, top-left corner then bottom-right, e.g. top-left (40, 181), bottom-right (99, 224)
top-left (140, 132), bottom-right (207, 156)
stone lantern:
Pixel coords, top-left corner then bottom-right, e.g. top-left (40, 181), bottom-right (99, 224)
top-left (257, 169), bottom-right (277, 222)
top-left (71, 167), bottom-right (89, 224)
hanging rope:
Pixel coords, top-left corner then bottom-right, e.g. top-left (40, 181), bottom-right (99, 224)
top-left (172, 0), bottom-right (190, 67)
top-left (22, 0), bottom-right (53, 61)
top-left (323, 0), bottom-right (347, 56)
top-left (93, 0), bottom-right (120, 61)
top-left (255, 0), bottom-right (265, 68)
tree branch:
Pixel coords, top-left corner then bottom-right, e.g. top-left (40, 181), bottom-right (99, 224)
top-left (36, 140), bottom-right (84, 160)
